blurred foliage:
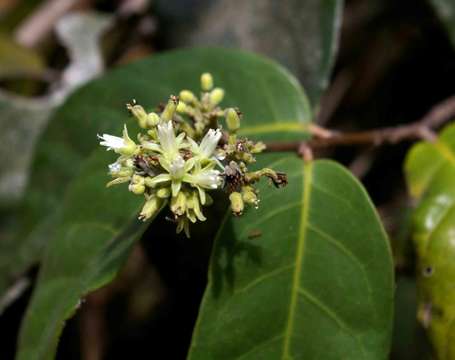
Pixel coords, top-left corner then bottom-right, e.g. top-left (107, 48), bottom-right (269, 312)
top-left (430, 0), bottom-right (455, 45)
top-left (156, 0), bottom-right (343, 108)
top-left (405, 124), bottom-right (455, 359)
top-left (0, 33), bottom-right (43, 78)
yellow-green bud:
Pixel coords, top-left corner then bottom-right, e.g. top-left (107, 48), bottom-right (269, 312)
top-left (242, 186), bottom-right (258, 206)
top-left (124, 158), bottom-right (134, 168)
top-left (131, 174), bottom-right (145, 184)
top-left (179, 90), bottom-right (196, 103)
top-left (201, 72), bottom-right (213, 91)
top-left (129, 174), bottom-right (145, 194)
top-left (161, 96), bottom-right (178, 121)
top-left (171, 191), bottom-right (187, 216)
top-left (117, 168), bottom-right (133, 177)
top-left (156, 187), bottom-right (171, 198)
top-left (139, 196), bottom-right (161, 221)
top-left (146, 112), bottom-right (160, 127)
top-left (176, 102), bottom-right (187, 113)
top-left (128, 104), bottom-right (148, 128)
top-left (226, 108), bottom-right (240, 132)
top-left (251, 141), bottom-right (266, 153)
top-left (229, 192), bottom-right (244, 216)
top-left (209, 88), bottom-right (224, 106)
top-left (129, 183), bottom-right (145, 195)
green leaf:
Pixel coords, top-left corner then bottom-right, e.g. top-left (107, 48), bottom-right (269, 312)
top-left (161, 0), bottom-right (343, 106)
top-left (430, 0), bottom-right (455, 46)
top-left (16, 48), bottom-right (311, 359)
top-left (188, 157), bottom-right (394, 359)
top-left (17, 151), bottom-right (148, 360)
top-left (405, 122), bottom-right (455, 359)
top-left (0, 33), bottom-right (44, 78)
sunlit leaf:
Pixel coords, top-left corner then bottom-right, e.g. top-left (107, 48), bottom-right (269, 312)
top-left (405, 122), bottom-right (455, 359)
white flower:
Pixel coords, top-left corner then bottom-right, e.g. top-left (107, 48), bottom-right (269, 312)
top-left (186, 168), bottom-right (221, 189)
top-left (183, 163), bottom-right (222, 204)
top-left (187, 128), bottom-right (222, 160)
top-left (148, 155), bottom-right (196, 197)
top-left (156, 121), bottom-right (186, 160)
top-left (98, 124), bottom-right (137, 155)
top-left (98, 134), bottom-right (124, 151)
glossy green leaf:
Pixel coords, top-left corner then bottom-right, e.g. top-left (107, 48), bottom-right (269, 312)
top-left (16, 48), bottom-right (311, 359)
top-left (405, 122), bottom-right (455, 359)
top-left (164, 0), bottom-right (343, 106)
top-left (430, 0), bottom-right (455, 46)
top-left (189, 157), bottom-right (394, 359)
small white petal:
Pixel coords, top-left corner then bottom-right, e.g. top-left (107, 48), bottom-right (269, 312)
top-left (199, 128), bottom-right (222, 158)
top-left (108, 162), bottom-right (122, 174)
top-left (98, 133), bottom-right (125, 150)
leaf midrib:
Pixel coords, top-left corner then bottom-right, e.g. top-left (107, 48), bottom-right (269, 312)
top-left (281, 161), bottom-right (313, 359)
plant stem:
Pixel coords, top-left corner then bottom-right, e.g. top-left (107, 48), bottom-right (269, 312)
top-left (265, 94), bottom-right (455, 152)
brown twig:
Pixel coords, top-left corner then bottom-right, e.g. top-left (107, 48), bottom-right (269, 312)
top-left (265, 94), bottom-right (455, 153)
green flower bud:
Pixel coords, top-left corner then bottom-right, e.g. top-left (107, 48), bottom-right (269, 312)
top-left (131, 174), bottom-right (145, 184)
top-left (124, 158), bottom-right (135, 168)
top-left (127, 103), bottom-right (148, 128)
top-left (226, 108), bottom-right (240, 132)
top-left (129, 183), bottom-right (145, 194)
top-left (176, 101), bottom-right (187, 113)
top-left (117, 168), bottom-right (134, 177)
top-left (251, 141), bottom-right (266, 153)
top-left (209, 87), bottom-right (224, 106)
top-left (242, 186), bottom-right (259, 207)
top-left (130, 175), bottom-right (145, 193)
top-left (229, 192), bottom-right (244, 216)
top-left (156, 187), bottom-right (171, 198)
top-left (139, 196), bottom-right (161, 221)
top-left (201, 72), bottom-right (213, 91)
top-left (146, 112), bottom-right (160, 127)
top-left (171, 191), bottom-right (187, 216)
top-left (161, 96), bottom-right (178, 121)
top-left (179, 90), bottom-right (196, 103)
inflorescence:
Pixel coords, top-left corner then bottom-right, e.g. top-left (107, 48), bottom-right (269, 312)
top-left (98, 73), bottom-right (287, 237)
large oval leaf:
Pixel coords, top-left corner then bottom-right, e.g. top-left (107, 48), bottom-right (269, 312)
top-left (188, 157), bottom-right (394, 359)
top-left (16, 48), bottom-right (311, 359)
top-left (1, 47), bottom-right (312, 297)
top-left (405, 123), bottom-right (455, 359)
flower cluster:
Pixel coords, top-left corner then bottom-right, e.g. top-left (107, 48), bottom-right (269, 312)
top-left (98, 73), bottom-right (287, 237)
